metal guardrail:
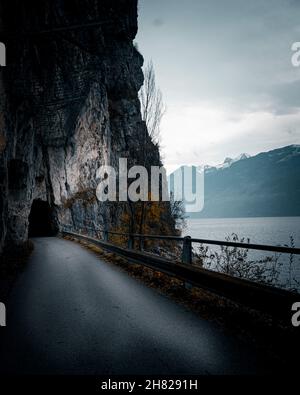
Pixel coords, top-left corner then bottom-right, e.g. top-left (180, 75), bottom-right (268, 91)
top-left (61, 226), bottom-right (299, 320)
top-left (61, 225), bottom-right (300, 265)
top-left (190, 238), bottom-right (300, 255)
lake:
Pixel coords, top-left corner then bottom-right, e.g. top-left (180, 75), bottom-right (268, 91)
top-left (184, 217), bottom-right (300, 290)
top-left (184, 217), bottom-right (300, 246)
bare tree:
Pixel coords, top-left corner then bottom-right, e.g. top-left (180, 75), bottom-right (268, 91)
top-left (130, 61), bottom-right (166, 237)
top-left (139, 61), bottom-right (165, 145)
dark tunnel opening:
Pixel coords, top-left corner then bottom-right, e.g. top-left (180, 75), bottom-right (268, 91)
top-left (28, 199), bottom-right (58, 237)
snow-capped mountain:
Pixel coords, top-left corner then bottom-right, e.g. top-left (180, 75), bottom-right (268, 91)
top-left (171, 145), bottom-right (300, 218)
top-left (205, 153), bottom-right (251, 172)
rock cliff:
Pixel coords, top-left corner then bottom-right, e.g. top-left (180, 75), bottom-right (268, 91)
top-left (0, 0), bottom-right (159, 253)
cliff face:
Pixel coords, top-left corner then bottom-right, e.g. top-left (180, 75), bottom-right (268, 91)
top-left (0, 0), bottom-right (156, 252)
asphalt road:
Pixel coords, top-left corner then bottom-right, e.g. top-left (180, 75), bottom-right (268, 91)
top-left (0, 237), bottom-right (266, 375)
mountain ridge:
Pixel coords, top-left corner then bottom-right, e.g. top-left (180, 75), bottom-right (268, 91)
top-left (172, 145), bottom-right (300, 218)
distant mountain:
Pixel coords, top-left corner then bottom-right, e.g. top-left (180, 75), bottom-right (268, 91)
top-left (172, 145), bottom-right (300, 218)
top-left (205, 153), bottom-right (251, 172)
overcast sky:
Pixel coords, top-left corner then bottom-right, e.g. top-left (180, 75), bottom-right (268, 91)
top-left (136, 0), bottom-right (300, 172)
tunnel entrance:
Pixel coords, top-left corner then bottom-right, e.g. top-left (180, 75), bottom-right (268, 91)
top-left (28, 199), bottom-right (57, 237)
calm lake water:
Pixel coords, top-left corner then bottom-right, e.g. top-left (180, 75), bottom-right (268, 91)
top-left (184, 217), bottom-right (300, 247)
top-left (184, 217), bottom-right (300, 290)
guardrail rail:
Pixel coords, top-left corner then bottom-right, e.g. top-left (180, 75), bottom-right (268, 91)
top-left (61, 225), bottom-right (300, 320)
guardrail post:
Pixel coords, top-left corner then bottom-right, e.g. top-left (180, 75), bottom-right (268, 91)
top-left (128, 235), bottom-right (134, 249)
top-left (139, 236), bottom-right (144, 251)
top-left (103, 229), bottom-right (108, 242)
top-left (182, 236), bottom-right (193, 290)
top-left (182, 236), bottom-right (192, 264)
